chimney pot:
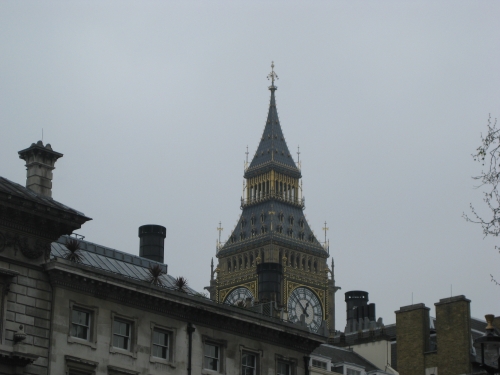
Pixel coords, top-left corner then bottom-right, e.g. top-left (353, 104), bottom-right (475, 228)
top-left (18, 141), bottom-right (63, 198)
top-left (138, 225), bottom-right (166, 263)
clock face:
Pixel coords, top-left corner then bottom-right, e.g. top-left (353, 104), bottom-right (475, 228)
top-left (224, 287), bottom-right (254, 306)
top-left (287, 287), bottom-right (323, 333)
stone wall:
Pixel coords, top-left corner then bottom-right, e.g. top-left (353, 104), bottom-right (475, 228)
top-left (0, 259), bottom-right (52, 375)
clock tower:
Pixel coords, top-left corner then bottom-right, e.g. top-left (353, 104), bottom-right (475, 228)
top-left (209, 64), bottom-right (340, 335)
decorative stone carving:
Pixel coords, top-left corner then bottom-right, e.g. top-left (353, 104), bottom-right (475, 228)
top-left (19, 237), bottom-right (44, 259)
top-left (13, 325), bottom-right (26, 343)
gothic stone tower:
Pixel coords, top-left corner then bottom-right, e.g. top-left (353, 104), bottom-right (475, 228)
top-left (212, 65), bottom-right (339, 334)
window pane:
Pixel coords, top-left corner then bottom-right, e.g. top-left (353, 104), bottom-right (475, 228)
top-left (277, 361), bottom-right (290, 375)
top-left (205, 357), bottom-right (218, 370)
top-left (72, 310), bottom-right (89, 325)
top-left (242, 353), bottom-right (256, 375)
top-left (113, 335), bottom-right (124, 348)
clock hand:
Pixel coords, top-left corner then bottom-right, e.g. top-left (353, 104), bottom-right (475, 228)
top-left (292, 295), bottom-right (309, 317)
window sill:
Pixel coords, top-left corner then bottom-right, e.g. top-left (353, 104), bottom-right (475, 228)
top-left (67, 336), bottom-right (97, 349)
top-left (110, 346), bottom-right (137, 358)
top-left (149, 356), bottom-right (176, 367)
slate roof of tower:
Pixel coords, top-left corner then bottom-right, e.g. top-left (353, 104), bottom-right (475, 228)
top-left (218, 83), bottom-right (326, 257)
top-left (244, 86), bottom-right (301, 179)
top-left (51, 236), bottom-right (197, 294)
top-left (218, 200), bottom-right (327, 256)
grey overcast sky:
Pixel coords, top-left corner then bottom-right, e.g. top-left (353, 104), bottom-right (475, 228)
top-left (1, 1), bottom-right (499, 327)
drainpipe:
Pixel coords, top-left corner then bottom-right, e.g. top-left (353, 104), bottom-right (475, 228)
top-left (187, 323), bottom-right (196, 375)
top-left (304, 355), bottom-right (310, 375)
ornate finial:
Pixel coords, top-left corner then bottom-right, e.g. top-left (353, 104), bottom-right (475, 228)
top-left (217, 221), bottom-right (223, 244)
top-left (323, 221), bottom-right (329, 244)
top-left (267, 61), bottom-right (279, 87)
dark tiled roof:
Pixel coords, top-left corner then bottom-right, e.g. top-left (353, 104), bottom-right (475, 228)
top-left (0, 176), bottom-right (88, 218)
top-left (51, 236), bottom-right (197, 293)
top-left (218, 200), bottom-right (327, 256)
top-left (245, 88), bottom-right (301, 179)
top-left (313, 344), bottom-right (381, 372)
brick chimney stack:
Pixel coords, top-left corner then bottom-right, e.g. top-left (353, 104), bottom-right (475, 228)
top-left (18, 141), bottom-right (63, 198)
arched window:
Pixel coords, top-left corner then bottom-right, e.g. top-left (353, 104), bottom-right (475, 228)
top-left (289, 216), bottom-right (294, 226)
top-left (261, 213), bottom-right (265, 223)
top-left (276, 225), bottom-right (283, 234)
top-left (299, 218), bottom-right (304, 228)
top-left (261, 226), bottom-right (267, 234)
top-left (298, 231), bottom-right (305, 240)
top-left (240, 232), bottom-right (246, 240)
top-left (227, 260), bottom-right (231, 272)
top-left (279, 212), bottom-right (284, 222)
top-left (251, 216), bottom-right (256, 226)
top-left (287, 228), bottom-right (293, 237)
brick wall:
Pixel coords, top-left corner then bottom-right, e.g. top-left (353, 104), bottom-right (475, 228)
top-left (395, 303), bottom-right (430, 375)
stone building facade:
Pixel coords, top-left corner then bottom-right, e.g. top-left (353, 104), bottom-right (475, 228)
top-left (0, 139), bottom-right (326, 375)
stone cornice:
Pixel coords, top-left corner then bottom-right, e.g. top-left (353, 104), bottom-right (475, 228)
top-left (45, 259), bottom-right (325, 353)
top-left (0, 194), bottom-right (89, 238)
top-left (0, 344), bottom-right (39, 367)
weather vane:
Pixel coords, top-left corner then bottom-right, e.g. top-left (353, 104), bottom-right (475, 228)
top-left (267, 61), bottom-right (279, 86)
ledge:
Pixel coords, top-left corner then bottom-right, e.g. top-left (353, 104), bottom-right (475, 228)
top-left (0, 343), bottom-right (39, 367)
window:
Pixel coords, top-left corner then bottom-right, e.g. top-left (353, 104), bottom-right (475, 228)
top-left (152, 329), bottom-right (169, 360)
top-left (312, 359), bottom-right (327, 370)
top-left (202, 336), bottom-right (226, 373)
top-left (71, 308), bottom-right (90, 340)
top-left (346, 369), bottom-right (361, 375)
top-left (242, 352), bottom-right (256, 375)
top-left (113, 319), bottom-right (131, 350)
top-left (150, 323), bottom-right (175, 365)
top-left (277, 361), bottom-right (290, 375)
top-left (204, 343), bottom-right (220, 371)
top-left (65, 355), bottom-right (98, 375)
top-left (68, 302), bottom-right (98, 348)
